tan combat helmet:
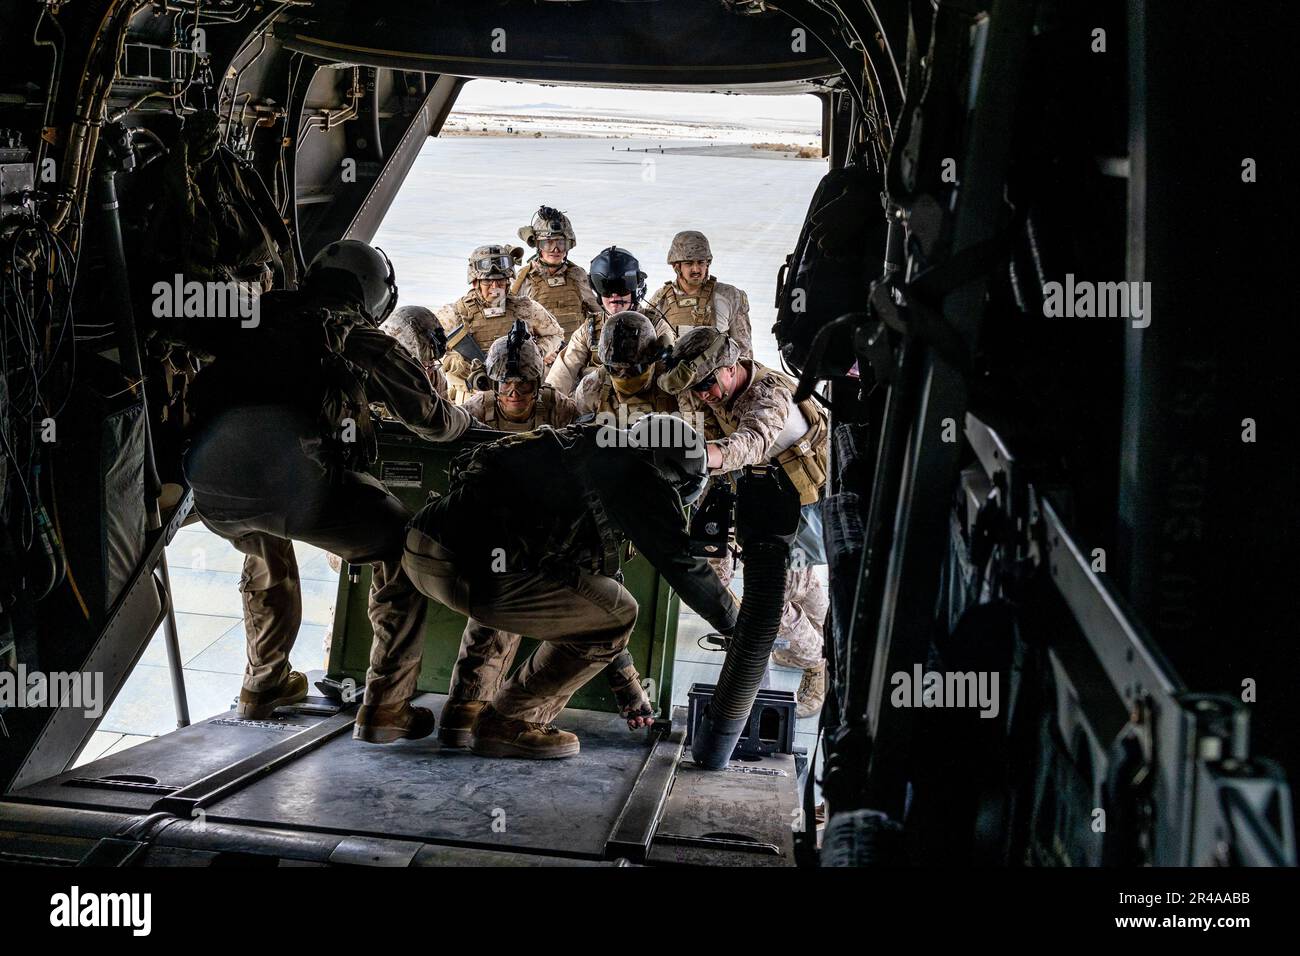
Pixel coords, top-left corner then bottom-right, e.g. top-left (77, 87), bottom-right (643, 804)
top-left (518, 206), bottom-right (576, 249)
top-left (485, 330), bottom-right (544, 385)
top-left (657, 326), bottom-right (741, 394)
top-left (666, 230), bottom-right (713, 264)
top-left (467, 244), bottom-right (524, 284)
top-left (597, 310), bottom-right (661, 372)
top-left (381, 305), bottom-right (445, 368)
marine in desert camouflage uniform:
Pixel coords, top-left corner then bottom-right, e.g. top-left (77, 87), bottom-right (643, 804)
top-left (461, 331), bottom-right (578, 433)
top-left (659, 327), bottom-right (831, 717)
top-left (574, 310), bottom-right (679, 425)
top-left (646, 230), bottom-right (753, 359)
top-left (546, 245), bottom-right (674, 395)
top-left (434, 244), bottom-right (565, 404)
top-left (511, 206), bottom-right (600, 341)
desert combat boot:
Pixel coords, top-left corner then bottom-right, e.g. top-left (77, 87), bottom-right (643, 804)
top-left (469, 704), bottom-right (581, 759)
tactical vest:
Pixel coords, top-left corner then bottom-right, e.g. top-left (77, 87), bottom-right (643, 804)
top-left (713, 366), bottom-right (829, 506)
top-left (446, 426), bottom-right (621, 577)
top-left (190, 299), bottom-right (378, 470)
top-left (558, 435), bottom-right (624, 577)
top-left (594, 371), bottom-right (678, 422)
top-left (512, 260), bottom-right (586, 337)
top-left (319, 350), bottom-right (379, 469)
top-left (452, 290), bottom-right (524, 356)
top-left (656, 277), bottom-right (718, 332)
top-left (480, 385), bottom-right (560, 432)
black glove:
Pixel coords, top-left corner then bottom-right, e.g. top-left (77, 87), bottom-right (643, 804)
top-left (425, 323), bottom-right (448, 360)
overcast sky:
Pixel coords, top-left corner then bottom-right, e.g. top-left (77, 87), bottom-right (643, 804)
top-left (455, 79), bottom-right (822, 127)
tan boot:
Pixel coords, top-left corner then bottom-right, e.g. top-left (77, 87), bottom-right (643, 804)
top-left (238, 671), bottom-right (308, 719)
top-left (469, 704), bottom-right (580, 760)
top-left (795, 660), bottom-right (826, 719)
top-left (353, 702), bottom-right (436, 743)
top-left (438, 699), bottom-right (489, 748)
top-left (770, 645), bottom-right (802, 669)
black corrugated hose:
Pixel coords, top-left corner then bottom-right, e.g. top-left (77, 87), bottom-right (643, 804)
top-left (691, 465), bottom-right (801, 769)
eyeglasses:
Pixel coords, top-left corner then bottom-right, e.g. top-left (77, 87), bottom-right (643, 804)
top-left (497, 380), bottom-right (537, 397)
top-left (537, 237), bottom-right (567, 251)
top-left (690, 372), bottom-right (719, 393)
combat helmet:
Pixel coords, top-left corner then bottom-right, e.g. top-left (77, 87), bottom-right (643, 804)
top-left (666, 230), bottom-right (712, 265)
top-left (597, 311), bottom-right (661, 374)
top-left (485, 323), bottom-right (544, 385)
top-left (518, 206), bottom-right (576, 249)
top-left (306, 239), bottom-right (398, 322)
top-left (381, 305), bottom-right (446, 369)
top-left (467, 244), bottom-right (524, 284)
top-left (589, 246), bottom-right (647, 305)
top-left (657, 326), bottom-right (742, 394)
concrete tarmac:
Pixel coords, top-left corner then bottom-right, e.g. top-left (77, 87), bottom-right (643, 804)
top-left (373, 134), bottom-right (829, 369)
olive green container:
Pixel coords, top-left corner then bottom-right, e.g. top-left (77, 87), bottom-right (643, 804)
top-left (325, 423), bottom-right (680, 715)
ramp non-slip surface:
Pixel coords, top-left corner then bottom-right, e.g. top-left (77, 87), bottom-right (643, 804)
top-left (209, 699), bottom-right (658, 859)
top-left (10, 712), bottom-right (329, 814)
top-left (10, 695), bottom-right (661, 860)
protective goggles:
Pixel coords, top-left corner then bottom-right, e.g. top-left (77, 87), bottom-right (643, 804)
top-left (474, 255), bottom-right (515, 274)
top-left (497, 379), bottom-right (538, 396)
top-left (537, 236), bottom-right (568, 251)
top-left (608, 361), bottom-right (651, 379)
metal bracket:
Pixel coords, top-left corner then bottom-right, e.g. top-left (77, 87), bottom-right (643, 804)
top-left (604, 725), bottom-right (685, 863)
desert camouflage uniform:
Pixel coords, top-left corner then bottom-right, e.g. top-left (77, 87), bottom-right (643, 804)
top-left (675, 358), bottom-right (828, 668)
top-left (449, 383), bottom-right (578, 707)
top-left (434, 293), bottom-right (564, 403)
top-left (546, 307), bottom-right (675, 396)
top-left (574, 366), bottom-right (679, 423)
top-left (462, 384), bottom-right (577, 433)
top-left (708, 550), bottom-right (827, 668)
top-left (647, 277), bottom-right (753, 359)
top-left (510, 259), bottom-right (600, 340)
